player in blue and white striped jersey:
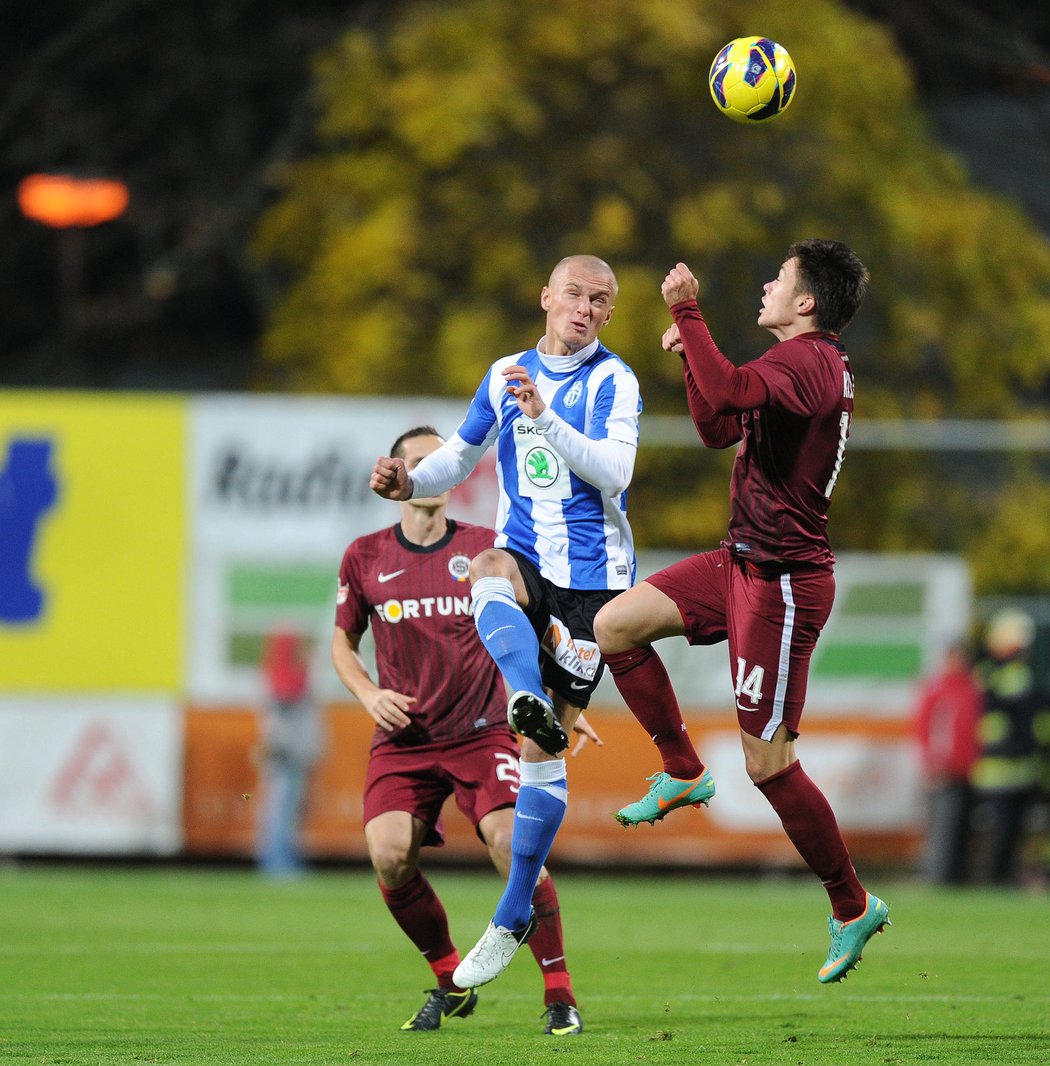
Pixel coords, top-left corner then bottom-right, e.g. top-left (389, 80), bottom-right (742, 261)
top-left (371, 255), bottom-right (640, 1001)
top-left (451, 335), bottom-right (639, 593)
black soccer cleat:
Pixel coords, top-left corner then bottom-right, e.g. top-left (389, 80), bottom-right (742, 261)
top-left (399, 987), bottom-right (478, 1031)
top-left (543, 1001), bottom-right (583, 1036)
top-left (508, 690), bottom-right (567, 756)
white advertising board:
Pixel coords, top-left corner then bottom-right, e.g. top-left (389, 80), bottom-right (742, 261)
top-left (187, 396), bottom-right (498, 701)
top-left (700, 730), bottom-right (924, 832)
top-left (0, 698), bottom-right (182, 854)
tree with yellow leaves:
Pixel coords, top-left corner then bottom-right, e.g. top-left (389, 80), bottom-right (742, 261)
top-left (255, 0), bottom-right (1050, 593)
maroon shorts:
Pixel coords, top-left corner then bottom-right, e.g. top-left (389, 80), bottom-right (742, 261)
top-left (363, 727), bottom-right (521, 848)
top-left (647, 547), bottom-right (834, 741)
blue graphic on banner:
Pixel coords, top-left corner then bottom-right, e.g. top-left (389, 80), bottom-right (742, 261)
top-left (0, 438), bottom-right (59, 623)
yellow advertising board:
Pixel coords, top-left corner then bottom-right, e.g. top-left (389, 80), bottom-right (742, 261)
top-left (0, 392), bottom-right (185, 690)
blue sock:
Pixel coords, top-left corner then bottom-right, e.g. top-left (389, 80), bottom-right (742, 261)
top-left (493, 760), bottom-right (567, 930)
top-left (472, 577), bottom-right (545, 697)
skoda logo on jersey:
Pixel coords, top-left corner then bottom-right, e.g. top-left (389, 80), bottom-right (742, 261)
top-left (563, 380), bottom-right (584, 408)
top-left (525, 446), bottom-right (559, 487)
top-left (448, 554), bottom-right (471, 582)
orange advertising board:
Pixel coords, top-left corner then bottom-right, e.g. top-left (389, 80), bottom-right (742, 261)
top-left (183, 706), bottom-right (921, 867)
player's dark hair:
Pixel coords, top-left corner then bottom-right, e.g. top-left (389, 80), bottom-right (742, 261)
top-left (390, 425), bottom-right (443, 459)
top-left (787, 238), bottom-right (869, 334)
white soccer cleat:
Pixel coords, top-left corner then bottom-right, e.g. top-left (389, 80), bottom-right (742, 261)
top-left (452, 911), bottom-right (538, 988)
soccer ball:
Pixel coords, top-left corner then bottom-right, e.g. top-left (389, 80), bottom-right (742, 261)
top-left (708, 36), bottom-right (796, 123)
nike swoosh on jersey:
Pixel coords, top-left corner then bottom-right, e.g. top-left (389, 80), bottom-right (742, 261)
top-left (377, 569), bottom-right (405, 583)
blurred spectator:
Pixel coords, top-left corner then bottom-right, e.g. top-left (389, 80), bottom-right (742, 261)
top-left (972, 609), bottom-right (1046, 885)
top-left (1036, 697), bottom-right (1050, 891)
top-left (256, 629), bottom-right (324, 876)
top-left (913, 641), bottom-right (982, 884)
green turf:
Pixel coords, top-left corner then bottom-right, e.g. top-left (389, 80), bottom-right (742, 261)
top-left (2, 864), bottom-right (1048, 1065)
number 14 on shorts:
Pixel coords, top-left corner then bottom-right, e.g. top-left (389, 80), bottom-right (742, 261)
top-left (735, 657), bottom-right (764, 709)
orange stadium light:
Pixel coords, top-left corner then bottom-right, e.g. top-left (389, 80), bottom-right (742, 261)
top-left (17, 173), bottom-right (129, 228)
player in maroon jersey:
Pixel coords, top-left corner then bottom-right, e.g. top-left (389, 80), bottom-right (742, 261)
top-left (333, 426), bottom-right (594, 1034)
top-left (593, 240), bottom-right (891, 984)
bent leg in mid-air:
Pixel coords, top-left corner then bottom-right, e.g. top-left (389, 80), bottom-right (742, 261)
top-left (744, 728), bottom-right (890, 983)
top-left (470, 549), bottom-right (567, 755)
top-left (594, 579), bottom-right (714, 826)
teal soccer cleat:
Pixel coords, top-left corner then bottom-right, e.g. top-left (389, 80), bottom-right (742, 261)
top-left (614, 769), bottom-right (716, 827)
top-left (818, 892), bottom-right (891, 983)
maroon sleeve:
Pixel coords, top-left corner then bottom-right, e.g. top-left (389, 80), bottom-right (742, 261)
top-left (678, 355), bottom-right (742, 449)
top-left (335, 544), bottom-right (369, 636)
top-left (671, 300), bottom-right (769, 416)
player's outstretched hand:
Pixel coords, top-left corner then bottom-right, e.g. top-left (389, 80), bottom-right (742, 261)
top-left (570, 712), bottom-right (603, 757)
top-left (662, 322), bottom-right (684, 354)
top-left (661, 262), bottom-right (699, 308)
top-left (370, 456), bottom-right (413, 500)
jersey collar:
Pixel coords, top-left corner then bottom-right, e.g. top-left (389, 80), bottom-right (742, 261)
top-left (534, 336), bottom-right (600, 375)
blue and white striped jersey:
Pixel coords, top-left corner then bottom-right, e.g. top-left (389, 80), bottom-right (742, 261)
top-left (454, 339), bottom-right (641, 591)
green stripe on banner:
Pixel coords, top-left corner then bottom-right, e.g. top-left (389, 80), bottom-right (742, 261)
top-left (838, 582), bottom-right (925, 616)
top-left (228, 565), bottom-right (332, 608)
top-left (813, 641), bottom-right (923, 679)
top-left (228, 631), bottom-right (320, 668)
top-left (229, 632), bottom-right (265, 667)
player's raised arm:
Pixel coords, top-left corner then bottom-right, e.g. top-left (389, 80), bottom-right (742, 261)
top-left (661, 262), bottom-right (700, 308)
top-left (370, 455), bottom-right (413, 501)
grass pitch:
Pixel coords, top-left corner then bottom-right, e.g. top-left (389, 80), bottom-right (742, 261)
top-left (1, 863), bottom-right (1048, 1065)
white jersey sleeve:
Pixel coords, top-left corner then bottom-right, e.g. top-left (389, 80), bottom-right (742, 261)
top-left (532, 406), bottom-right (636, 496)
top-left (406, 366), bottom-right (501, 497)
top-left (407, 431), bottom-right (490, 499)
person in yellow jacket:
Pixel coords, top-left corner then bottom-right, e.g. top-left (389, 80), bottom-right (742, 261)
top-left (972, 609), bottom-right (1047, 885)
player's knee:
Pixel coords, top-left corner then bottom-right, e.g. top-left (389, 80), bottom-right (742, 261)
top-left (742, 742), bottom-right (793, 784)
top-left (477, 808), bottom-right (515, 875)
top-left (488, 831), bottom-right (513, 872)
top-left (593, 599), bottom-right (628, 652)
top-left (469, 548), bottom-right (510, 581)
top-left (368, 843), bottom-right (415, 887)
top-left (742, 749), bottom-right (769, 784)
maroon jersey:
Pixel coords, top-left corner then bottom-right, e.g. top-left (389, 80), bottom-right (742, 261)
top-left (335, 520), bottom-right (510, 750)
top-left (728, 333), bottom-right (853, 567)
top-left (675, 306), bottom-right (854, 569)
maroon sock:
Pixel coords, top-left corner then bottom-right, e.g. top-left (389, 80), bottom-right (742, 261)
top-left (755, 761), bottom-right (867, 920)
top-left (604, 646), bottom-right (704, 779)
top-left (379, 871), bottom-right (458, 987)
top-left (528, 875), bottom-right (575, 1008)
